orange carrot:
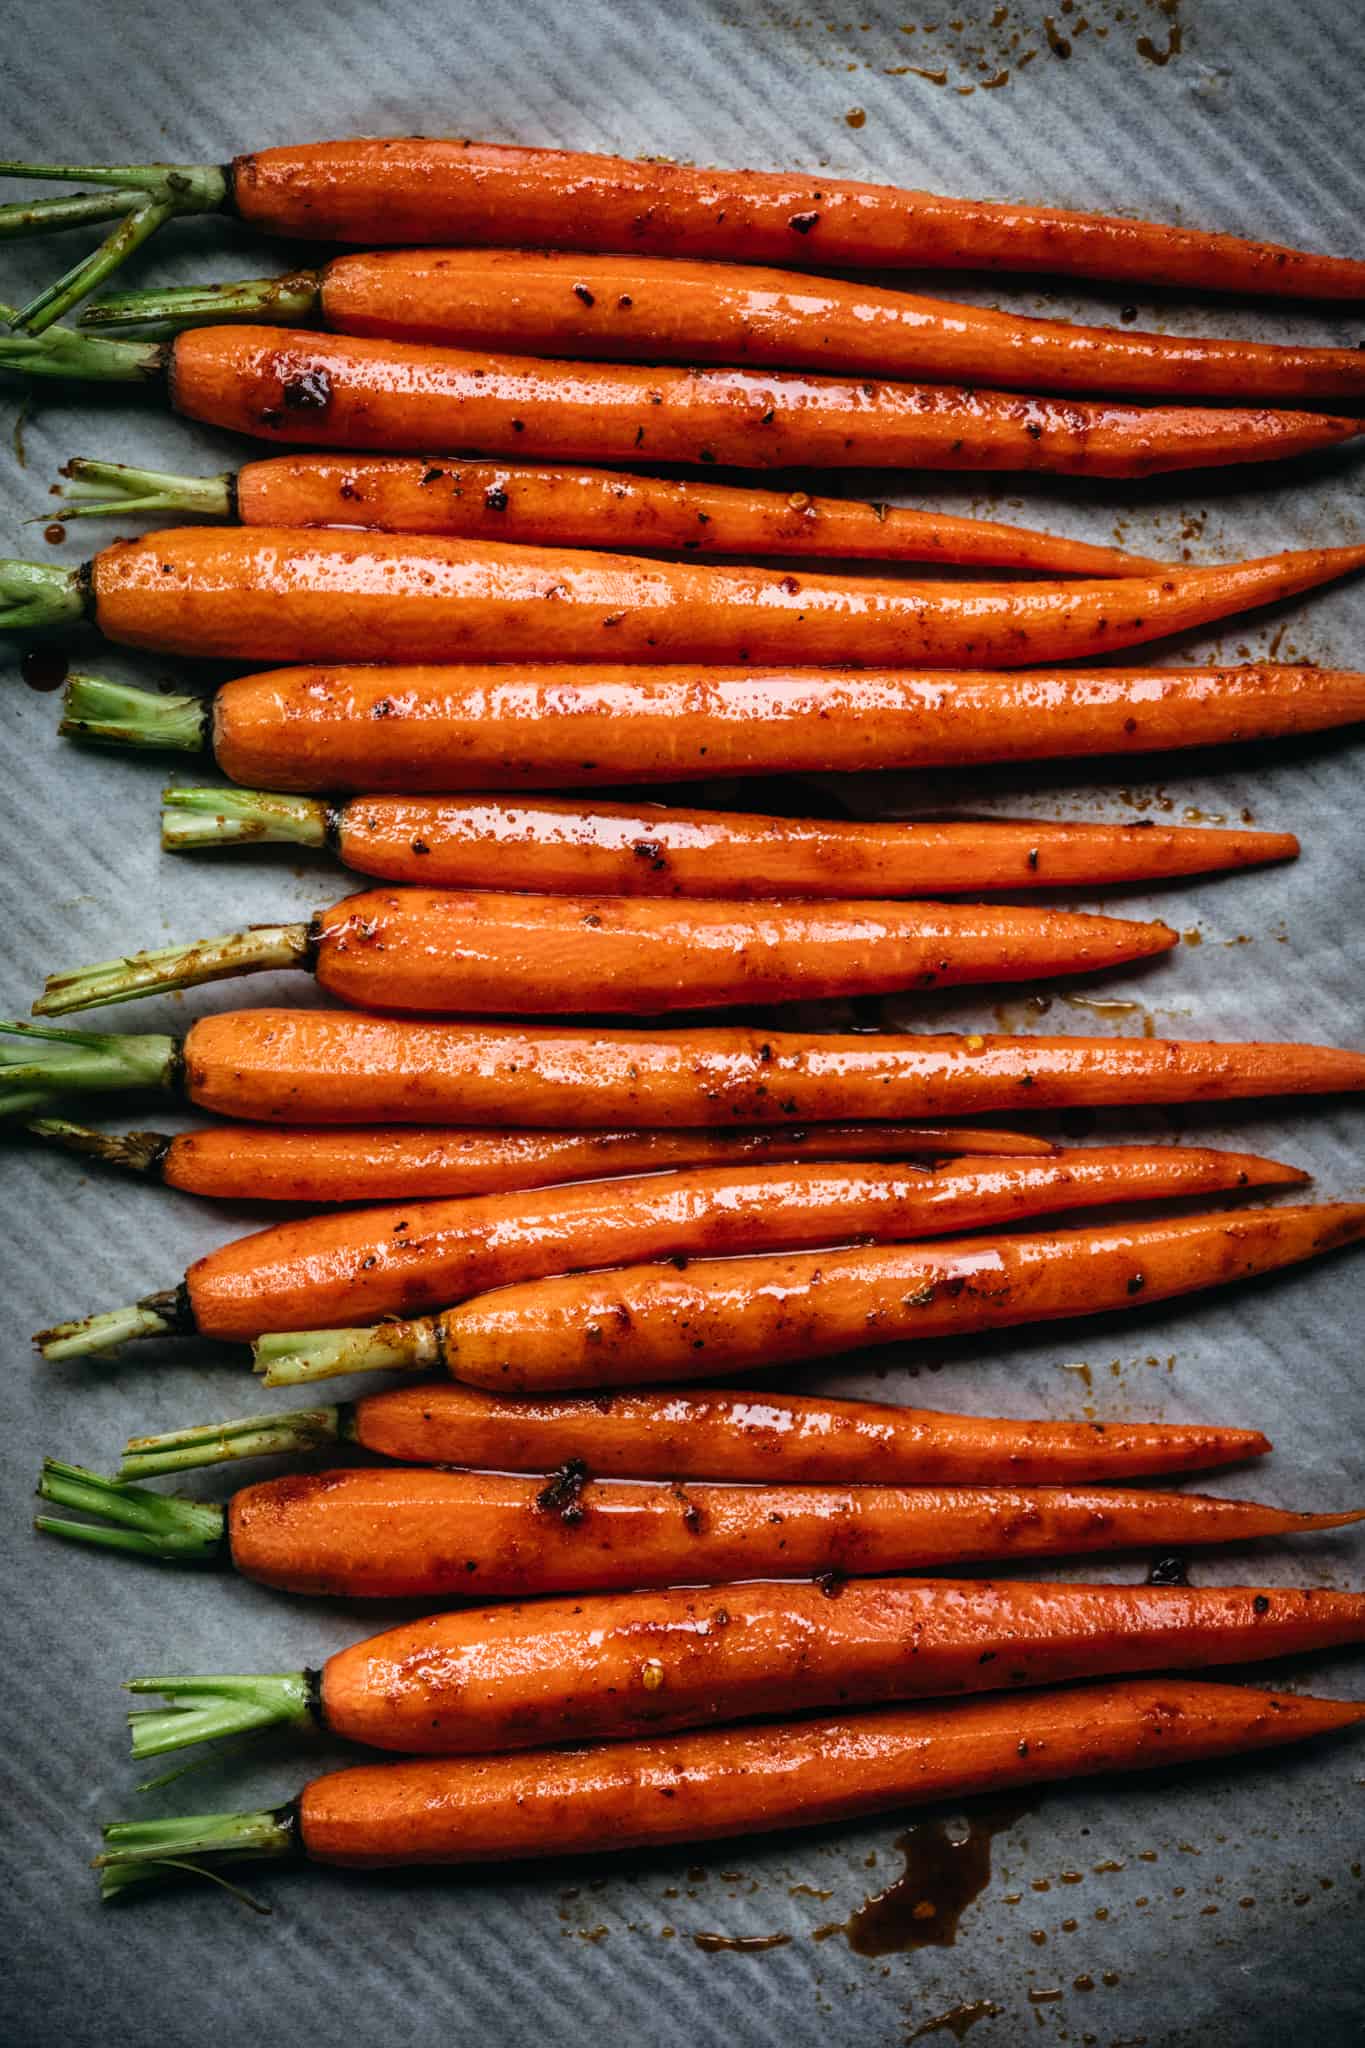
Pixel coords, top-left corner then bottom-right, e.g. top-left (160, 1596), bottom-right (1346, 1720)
top-left (16, 529), bottom-right (1365, 666)
top-left (83, 248), bottom-right (1365, 403)
top-left (274, 1201), bottom-right (1365, 1394)
top-left (119, 1578), bottom-right (1365, 1761)
top-left (36, 1144), bottom-right (1293, 1357)
top-left (56, 453), bottom-right (1165, 576)
top-left (37, 1459), bottom-right (1364, 1600)
top-left (15, 315), bottom-right (1362, 474)
top-left (160, 788), bottom-right (1300, 895)
top-left (9, 1013), bottom-right (1365, 1129)
top-left (12, 142), bottom-right (1365, 333)
top-left (35, 887), bottom-right (1177, 1020)
top-left (58, 662), bottom-right (1365, 794)
top-left (92, 1678), bottom-right (1365, 1898)
top-left (117, 1380), bottom-right (1270, 1488)
top-left (26, 1117), bottom-right (1056, 1205)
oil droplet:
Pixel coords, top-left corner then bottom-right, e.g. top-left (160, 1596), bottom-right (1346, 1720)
top-left (692, 1931), bottom-right (791, 1954)
top-left (20, 648), bottom-right (69, 693)
top-left (816, 1797), bottom-right (1032, 1955)
top-left (1182, 927), bottom-right (1203, 947)
top-left (1062, 995), bottom-right (1141, 1020)
top-left (845, 106), bottom-right (867, 127)
top-left (1028, 1988), bottom-right (1064, 2005)
top-left (43, 522), bottom-right (66, 545)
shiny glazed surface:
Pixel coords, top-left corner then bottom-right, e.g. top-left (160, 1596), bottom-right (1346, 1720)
top-left (440, 1202), bottom-right (1365, 1389)
top-left (208, 661), bottom-right (1365, 793)
top-left (184, 1145), bottom-right (1294, 1339)
top-left (332, 796), bottom-right (1298, 895)
top-left (232, 140), bottom-right (1365, 297)
top-left (319, 1579), bottom-right (1365, 1754)
top-left (307, 886), bottom-right (1177, 1014)
top-left (320, 247), bottom-right (1365, 401)
top-left (180, 1010), bottom-right (1365, 1128)
top-left (167, 328), bottom-right (1363, 474)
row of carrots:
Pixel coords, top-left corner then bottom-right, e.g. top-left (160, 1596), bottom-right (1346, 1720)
top-left (4, 131), bottom-right (1363, 1905)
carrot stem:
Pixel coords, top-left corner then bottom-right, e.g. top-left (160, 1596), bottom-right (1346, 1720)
top-left (0, 1020), bottom-right (180, 1119)
top-left (0, 303), bottom-right (163, 377)
top-left (80, 270), bottom-right (322, 336)
top-left (0, 557), bottom-right (89, 632)
top-left (96, 1805), bottom-right (295, 1901)
top-left (0, 161), bottom-right (227, 332)
top-left (35, 1459), bottom-right (226, 1561)
top-left (120, 1408), bottom-right (346, 1481)
top-left (254, 1325), bottom-right (432, 1387)
top-left (26, 1117), bottom-right (169, 1176)
top-left (125, 1673), bottom-right (316, 1760)
top-left (55, 457), bottom-right (232, 521)
top-left (59, 674), bottom-right (208, 753)
top-left (161, 788), bottom-right (328, 851)
top-left (38, 1297), bottom-right (183, 1362)
top-left (35, 923), bottom-right (310, 1017)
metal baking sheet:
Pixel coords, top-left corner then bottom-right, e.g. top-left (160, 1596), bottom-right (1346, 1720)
top-left (2, 2), bottom-right (1362, 2043)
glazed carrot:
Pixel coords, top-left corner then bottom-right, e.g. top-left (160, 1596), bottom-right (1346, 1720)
top-left (35, 888), bottom-right (1177, 1021)
top-left (9, 141), bottom-right (1365, 335)
top-left (159, 789), bottom-right (1300, 896)
top-left (4, 321), bottom-right (1362, 479)
top-left (118, 1578), bottom-right (1365, 1761)
top-left (91, 1678), bottom-right (1365, 1897)
top-left (56, 662), bottom-right (1365, 794)
top-left (36, 1459), bottom-right (1364, 1600)
top-left (54, 454), bottom-right (1164, 577)
top-left (25, 1118), bottom-right (1056, 1205)
top-left (117, 1381), bottom-right (1270, 1488)
top-left (81, 248), bottom-right (1365, 404)
top-left (12, 529), bottom-right (1365, 666)
top-left (36, 1145), bottom-right (1291, 1358)
top-left (264, 1202), bottom-right (1365, 1393)
top-left (7, 1013), bottom-right (1365, 1128)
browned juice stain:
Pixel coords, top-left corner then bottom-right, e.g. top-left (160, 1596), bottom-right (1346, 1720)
top-left (20, 648), bottom-right (69, 693)
top-left (904, 2000), bottom-right (1000, 2043)
top-left (43, 522), bottom-right (66, 545)
top-left (845, 106), bottom-right (867, 126)
top-left (815, 1797), bottom-right (1033, 1955)
top-left (692, 1930), bottom-right (792, 1953)
top-left (1137, 0), bottom-right (1183, 64)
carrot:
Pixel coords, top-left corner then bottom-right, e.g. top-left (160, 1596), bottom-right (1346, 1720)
top-left (54, 453), bottom-right (1165, 577)
top-left (80, 247), bottom-right (1365, 403)
top-left (116, 1381), bottom-right (1270, 1488)
top-left (7, 1013), bottom-right (1365, 1129)
top-left (159, 788), bottom-right (1300, 896)
top-left (12, 529), bottom-right (1365, 666)
top-left (92, 1677), bottom-right (1365, 1898)
top-left (35, 1144), bottom-right (1292, 1358)
top-left (34, 888), bottom-right (1178, 1021)
top-left (117, 1579), bottom-right (1365, 1762)
top-left (56, 661), bottom-right (1365, 794)
top-left (25, 1117), bottom-right (1057, 1205)
top-left (260, 1201), bottom-right (1365, 1394)
top-left (5, 320), bottom-right (1362, 478)
top-left (9, 141), bottom-right (1365, 334)
top-left (36, 1459), bottom-right (1364, 1600)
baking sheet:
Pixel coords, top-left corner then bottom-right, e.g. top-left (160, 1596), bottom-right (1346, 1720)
top-left (2, 1), bottom-right (1364, 2042)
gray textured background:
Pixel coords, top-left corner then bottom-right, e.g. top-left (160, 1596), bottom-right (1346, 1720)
top-left (2, 2), bottom-right (1363, 2043)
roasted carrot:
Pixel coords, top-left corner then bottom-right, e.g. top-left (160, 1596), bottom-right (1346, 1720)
top-left (92, 1678), bottom-right (1365, 1898)
top-left (159, 789), bottom-right (1300, 896)
top-left (36, 1145), bottom-right (1291, 1358)
top-left (36, 1459), bottom-right (1364, 1600)
top-left (56, 662), bottom-right (1365, 794)
top-left (53, 453), bottom-right (1164, 576)
top-left (4, 320), bottom-right (1362, 478)
top-left (12, 530), bottom-right (1365, 666)
top-left (261, 1202), bottom-right (1365, 1394)
top-left (117, 1381), bottom-right (1270, 1488)
top-left (25, 1117), bottom-right (1056, 1205)
top-left (119, 1578), bottom-right (1365, 1761)
top-left (35, 888), bottom-right (1178, 1021)
top-left (9, 140), bottom-right (1365, 336)
top-left (80, 248), bottom-right (1365, 404)
top-left (7, 1013), bottom-right (1365, 1129)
